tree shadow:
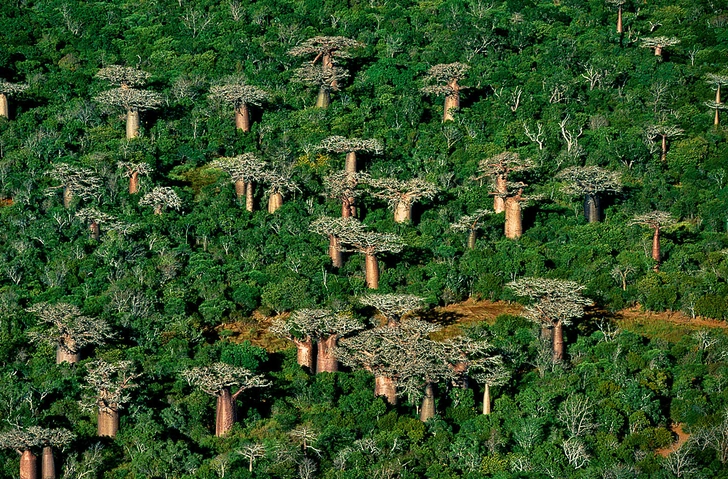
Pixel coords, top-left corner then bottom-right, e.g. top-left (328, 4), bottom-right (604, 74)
top-left (417, 309), bottom-right (464, 327)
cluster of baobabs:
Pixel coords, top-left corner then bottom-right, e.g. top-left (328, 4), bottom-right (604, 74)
top-left (3, 275), bottom-right (595, 479)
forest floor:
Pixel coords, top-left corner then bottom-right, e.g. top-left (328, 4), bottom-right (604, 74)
top-left (656, 423), bottom-right (691, 457)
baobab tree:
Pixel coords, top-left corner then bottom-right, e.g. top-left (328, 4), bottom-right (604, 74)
top-left (0, 427), bottom-right (74, 479)
top-left (312, 311), bottom-right (363, 373)
top-left (270, 309), bottom-right (325, 371)
top-left (646, 124), bottom-right (683, 162)
top-left (323, 171), bottom-right (369, 218)
top-left (117, 161), bottom-right (152, 195)
top-left (397, 339), bottom-right (454, 422)
top-left (319, 136), bottom-right (382, 174)
top-left (288, 36), bottom-right (363, 108)
top-left (630, 211), bottom-right (676, 271)
top-left (476, 152), bottom-right (534, 213)
top-left (606, 0), bottom-right (626, 34)
top-left (706, 73), bottom-right (728, 127)
top-left (27, 302), bottom-right (113, 364)
top-left (640, 36), bottom-right (680, 57)
top-left (209, 77), bottom-right (268, 132)
top-left (209, 154), bottom-right (267, 211)
top-left (45, 164), bottom-right (102, 208)
top-left (94, 66), bottom-right (162, 139)
top-left (359, 293), bottom-right (424, 327)
top-left (557, 166), bottom-right (622, 223)
top-left (501, 182), bottom-right (530, 239)
top-left (262, 168), bottom-right (299, 214)
top-left (367, 177), bottom-right (438, 223)
top-left (0, 79), bottom-right (29, 119)
top-left (337, 220), bottom-right (406, 289)
top-left (81, 360), bottom-right (140, 437)
top-left (139, 186), bottom-right (182, 215)
top-left (421, 63), bottom-right (469, 122)
top-left (310, 216), bottom-right (366, 268)
top-left (507, 277), bottom-right (591, 360)
top-left (74, 208), bottom-right (117, 240)
top-left (451, 209), bottom-right (492, 249)
top-left (182, 362), bottom-right (271, 437)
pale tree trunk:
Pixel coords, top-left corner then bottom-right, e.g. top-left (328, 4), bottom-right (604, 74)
top-left (345, 151), bottom-right (357, 174)
top-left (153, 204), bottom-right (163, 215)
top-left (268, 192), bottom-right (283, 213)
top-left (482, 383), bottom-right (491, 415)
top-left (294, 338), bottom-right (315, 371)
top-left (62, 186), bottom-right (73, 209)
top-left (504, 196), bottom-right (522, 239)
top-left (716, 107), bottom-right (722, 127)
top-left (365, 253), bottom-right (379, 289)
top-left (553, 321), bottom-right (564, 361)
top-left (246, 182), bottom-right (254, 212)
top-left (98, 407), bottom-right (119, 437)
top-left (316, 334), bottom-right (339, 373)
top-left (652, 226), bottom-right (661, 270)
top-left (654, 45), bottom-right (663, 56)
top-left (393, 201), bottom-right (412, 223)
top-left (374, 375), bottom-right (397, 405)
top-left (42, 446), bottom-right (55, 479)
top-left (234, 179), bottom-right (246, 202)
top-left (0, 93), bottom-right (8, 119)
top-left (215, 388), bottom-right (237, 437)
top-left (467, 229), bottom-right (477, 249)
top-left (342, 197), bottom-right (355, 218)
top-left (129, 171), bottom-right (140, 194)
top-left (126, 109), bottom-right (140, 139)
top-left (329, 236), bottom-right (343, 268)
top-left (90, 221), bottom-right (100, 240)
top-left (235, 104), bottom-right (251, 132)
top-left (20, 449), bottom-right (37, 479)
top-left (494, 176), bottom-right (507, 213)
top-left (616, 6), bottom-right (623, 34)
top-left (584, 193), bottom-right (601, 223)
top-left (56, 343), bottom-right (80, 364)
top-left (316, 87), bottom-right (330, 108)
top-left (661, 135), bottom-right (667, 162)
top-left (443, 79), bottom-right (460, 122)
top-left (419, 383), bottom-right (436, 422)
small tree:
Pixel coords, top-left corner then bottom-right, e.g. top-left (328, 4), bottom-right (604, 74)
top-left (629, 211), bottom-right (676, 270)
top-left (209, 77), bottom-right (268, 132)
top-left (367, 177), bottom-right (438, 223)
top-left (117, 161), bottom-right (152, 195)
top-left (27, 302), bottom-right (113, 364)
top-left (238, 443), bottom-right (265, 472)
top-left (0, 427), bottom-right (74, 479)
top-left (81, 360), bottom-right (140, 437)
top-left (451, 209), bottom-right (492, 249)
top-left (319, 136), bottom-right (382, 174)
top-left (606, 0), bottom-right (626, 34)
top-left (288, 36), bottom-right (363, 108)
top-left (74, 208), bottom-right (118, 240)
top-left (0, 79), bottom-right (29, 119)
top-left (45, 164), bottom-right (102, 208)
top-left (94, 66), bottom-right (162, 139)
top-left (358, 293), bottom-right (424, 327)
top-left (476, 152), bottom-right (534, 213)
top-left (421, 63), bottom-right (469, 122)
top-left (182, 362), bottom-right (271, 437)
top-left (139, 186), bottom-right (182, 215)
top-left (338, 221), bottom-right (406, 289)
top-left (310, 216), bottom-right (366, 268)
top-left (557, 166), bottom-right (622, 223)
top-left (646, 124), bottom-right (683, 162)
top-left (507, 278), bottom-right (591, 360)
top-left (209, 154), bottom-right (267, 211)
top-left (640, 36), bottom-right (680, 57)
top-left (322, 171), bottom-right (369, 218)
top-left (706, 73), bottom-right (728, 127)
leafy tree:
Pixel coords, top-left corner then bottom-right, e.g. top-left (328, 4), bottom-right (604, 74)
top-left (629, 211), bottom-right (677, 270)
top-left (0, 80), bottom-right (28, 119)
top-left (421, 63), bottom-right (469, 122)
top-left (81, 360), bottom-right (140, 437)
top-left (209, 76), bottom-right (268, 132)
top-left (645, 124), bottom-right (683, 162)
top-left (557, 166), bottom-right (622, 223)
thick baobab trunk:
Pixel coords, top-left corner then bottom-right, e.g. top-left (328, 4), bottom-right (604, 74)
top-left (268, 192), bottom-right (283, 213)
top-left (654, 45), bottom-right (663, 56)
top-left (153, 204), bottom-right (163, 216)
top-left (294, 338), bottom-right (315, 371)
top-left (652, 226), bottom-right (661, 270)
top-left (62, 186), bottom-right (73, 209)
top-left (235, 104), bottom-right (251, 132)
top-left (126, 109), bottom-right (140, 139)
top-left (393, 201), bottom-right (412, 223)
top-left (246, 182), bottom-right (254, 212)
top-left (553, 321), bottom-right (564, 361)
top-left (504, 196), bottom-right (522, 239)
top-left (215, 388), bottom-right (237, 437)
top-left (234, 179), bottom-right (246, 202)
top-left (365, 253), bottom-right (380, 289)
top-left (316, 87), bottom-right (330, 108)
top-left (342, 197), bottom-right (356, 218)
top-left (329, 236), bottom-right (343, 268)
top-left (584, 193), bottom-right (601, 223)
top-left (0, 93), bottom-right (8, 119)
top-left (467, 229), bottom-right (477, 249)
top-left (56, 344), bottom-right (80, 364)
top-left (316, 334), bottom-right (339, 373)
top-left (661, 135), bottom-right (667, 162)
top-left (420, 383), bottom-right (436, 422)
top-left (98, 407), bottom-right (119, 437)
top-left (42, 446), bottom-right (55, 479)
top-left (482, 383), bottom-right (491, 415)
top-left (20, 449), bottom-right (37, 479)
top-left (374, 375), bottom-right (397, 405)
top-left (345, 151), bottom-right (357, 174)
top-left (616, 6), bottom-right (623, 34)
top-left (129, 171), bottom-right (140, 194)
top-left (443, 79), bottom-right (460, 122)
top-left (494, 176), bottom-right (507, 213)
top-left (90, 221), bottom-right (100, 240)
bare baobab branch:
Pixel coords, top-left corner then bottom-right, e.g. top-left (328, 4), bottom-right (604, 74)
top-left (209, 77), bottom-right (269, 132)
top-left (557, 166), bottom-right (622, 223)
top-left (367, 177), bottom-right (438, 223)
top-left (81, 360), bottom-right (140, 437)
top-left (421, 62), bottom-right (469, 122)
top-left (139, 186), bottom-right (182, 215)
top-left (209, 153), bottom-right (268, 211)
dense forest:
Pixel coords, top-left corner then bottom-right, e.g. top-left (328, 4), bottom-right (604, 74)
top-left (1, 0), bottom-right (728, 477)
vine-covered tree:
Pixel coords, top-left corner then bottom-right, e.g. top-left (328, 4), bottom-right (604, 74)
top-left (367, 177), bottom-right (438, 223)
top-left (451, 209), bottom-right (492, 249)
top-left (310, 216), bottom-right (366, 268)
top-left (209, 77), bottom-right (268, 132)
top-left (319, 136), bottom-right (382, 174)
top-left (0, 427), bottom-right (74, 479)
top-left (706, 73), bottom-right (728, 127)
top-left (45, 164), bottom-right (102, 208)
top-left (323, 171), bottom-right (369, 218)
top-left (358, 293), bottom-right (424, 327)
top-left (182, 362), bottom-right (271, 437)
top-left (0, 79), bottom-right (28, 119)
top-left (646, 124), bottom-right (683, 162)
top-left (117, 161), bottom-right (152, 195)
top-left (421, 63), bottom-right (469, 122)
top-left (27, 302), bottom-right (113, 364)
top-left (337, 221), bottom-right (406, 289)
top-left (640, 36), bottom-right (680, 57)
top-left (557, 166), bottom-right (622, 223)
top-left (94, 66), bottom-right (162, 138)
top-left (507, 278), bottom-right (591, 360)
top-left (139, 186), bottom-right (182, 215)
top-left (74, 208), bottom-right (118, 240)
top-left (81, 360), bottom-right (140, 437)
top-left (209, 154), bottom-right (267, 211)
top-left (476, 152), bottom-right (534, 213)
top-left (288, 36), bottom-right (363, 108)
top-left (630, 211), bottom-right (676, 270)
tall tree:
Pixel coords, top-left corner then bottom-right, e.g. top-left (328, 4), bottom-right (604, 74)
top-left (94, 66), bottom-right (162, 139)
top-left (646, 124), bottom-right (683, 162)
top-left (451, 209), bottom-right (492, 249)
top-left (0, 427), bottom-right (74, 479)
top-left (270, 309), bottom-right (324, 371)
top-left (337, 220), bottom-right (406, 289)
top-left (0, 79), bottom-right (28, 119)
top-left (605, 0), bottom-right (626, 34)
top-left (209, 154), bottom-right (267, 212)
top-left (117, 161), bottom-right (152, 195)
top-left (500, 181), bottom-right (529, 239)
top-left (38, 428), bottom-right (75, 479)
top-left (81, 360), bottom-right (140, 437)
top-left (74, 208), bottom-right (118, 240)
top-left (629, 211), bottom-right (676, 270)
top-left (706, 73), bottom-right (728, 127)
top-left (367, 177), bottom-right (438, 223)
top-left (262, 168), bottom-right (299, 214)
top-left (310, 216), bottom-right (366, 268)
top-left (476, 152), bottom-right (534, 213)
top-left (27, 302), bottom-right (113, 364)
top-left (421, 63), bottom-right (469, 122)
top-left (557, 166), bottom-right (622, 223)
top-left (139, 186), bottom-right (182, 215)
top-left (45, 164), bottom-right (102, 209)
top-left (640, 37), bottom-right (680, 57)
top-left (182, 363), bottom-right (271, 437)
top-left (322, 171), bottom-right (369, 218)
top-left (209, 77), bottom-right (268, 132)
top-left (319, 136), bottom-right (382, 174)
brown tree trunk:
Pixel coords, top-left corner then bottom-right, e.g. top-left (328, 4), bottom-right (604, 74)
top-left (374, 375), bottom-right (397, 405)
top-left (90, 221), bottom-right (100, 240)
top-left (393, 201), bottom-right (411, 223)
top-left (234, 179), bottom-right (246, 202)
top-left (616, 6), bottom-right (623, 34)
top-left (329, 236), bottom-right (343, 268)
top-left (504, 196), bottom-right (522, 239)
top-left (98, 407), bottom-right (119, 437)
top-left (482, 383), bottom-right (491, 415)
top-left (246, 181), bottom-right (254, 212)
top-left (654, 45), bottom-right (663, 56)
top-left (316, 87), bottom-right (330, 108)
top-left (365, 253), bottom-right (379, 289)
top-left (62, 186), bottom-right (73, 209)
top-left (215, 388), bottom-right (237, 437)
top-left (294, 338), bottom-right (315, 371)
top-left (661, 135), bottom-right (667, 162)
top-left (129, 171), bottom-right (140, 194)
top-left (717, 85), bottom-right (722, 105)
top-left (652, 226), bottom-right (661, 270)
top-left (553, 321), bottom-right (564, 361)
top-left (716, 107), bottom-right (721, 127)
top-left (342, 197), bottom-right (356, 218)
top-left (443, 80), bottom-right (460, 122)
top-left (41, 446), bottom-right (55, 479)
top-left (126, 109), bottom-right (140, 139)
top-left (268, 192), bottom-right (283, 213)
top-left (235, 104), bottom-right (251, 132)
top-left (584, 193), bottom-right (601, 223)
top-left (20, 449), bottom-right (37, 479)
top-left (419, 383), bottom-right (436, 422)
top-left (467, 229), bottom-right (477, 249)
top-left (316, 334), bottom-right (339, 373)
top-left (56, 344), bottom-right (80, 364)
top-left (0, 93), bottom-right (8, 119)
top-left (345, 151), bottom-right (357, 174)
top-left (494, 175), bottom-right (507, 213)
